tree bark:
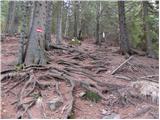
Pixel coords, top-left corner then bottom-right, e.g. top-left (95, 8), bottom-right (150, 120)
top-left (25, 1), bottom-right (47, 65)
top-left (95, 1), bottom-right (101, 45)
top-left (118, 1), bottom-right (130, 55)
top-left (45, 1), bottom-right (53, 50)
top-left (17, 1), bottom-right (28, 64)
top-left (56, 1), bottom-right (63, 45)
top-left (73, 1), bottom-right (79, 38)
top-left (64, 1), bottom-right (70, 37)
top-left (142, 1), bottom-right (153, 57)
top-left (5, 1), bottom-right (17, 35)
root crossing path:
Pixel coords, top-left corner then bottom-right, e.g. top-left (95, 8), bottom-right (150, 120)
top-left (1, 36), bottom-right (159, 119)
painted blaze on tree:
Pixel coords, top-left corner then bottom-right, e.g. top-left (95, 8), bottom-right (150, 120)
top-left (25, 1), bottom-right (48, 65)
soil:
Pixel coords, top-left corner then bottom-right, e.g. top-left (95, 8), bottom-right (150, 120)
top-left (1, 35), bottom-right (159, 119)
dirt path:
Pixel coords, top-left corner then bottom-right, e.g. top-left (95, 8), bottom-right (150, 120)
top-left (1, 36), bottom-right (159, 119)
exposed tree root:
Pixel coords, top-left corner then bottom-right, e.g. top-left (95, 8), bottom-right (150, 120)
top-left (63, 80), bottom-right (75, 119)
top-left (1, 69), bottom-right (16, 74)
top-left (5, 74), bottom-right (29, 93)
top-left (1, 72), bottom-right (29, 81)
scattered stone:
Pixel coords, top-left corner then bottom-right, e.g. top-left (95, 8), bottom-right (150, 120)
top-left (89, 104), bottom-right (93, 107)
top-left (79, 91), bottom-right (86, 97)
top-left (102, 113), bottom-right (120, 119)
top-left (101, 109), bottom-right (107, 115)
top-left (2, 109), bottom-right (6, 113)
top-left (48, 97), bottom-right (63, 111)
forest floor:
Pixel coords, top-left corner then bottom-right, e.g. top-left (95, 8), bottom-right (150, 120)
top-left (1, 35), bottom-right (159, 119)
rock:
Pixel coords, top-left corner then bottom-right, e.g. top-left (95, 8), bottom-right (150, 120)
top-left (102, 113), bottom-right (120, 119)
top-left (79, 91), bottom-right (86, 97)
top-left (101, 109), bottom-right (107, 115)
top-left (48, 97), bottom-right (63, 111)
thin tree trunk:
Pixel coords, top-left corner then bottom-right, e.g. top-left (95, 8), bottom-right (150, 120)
top-left (95, 1), bottom-right (101, 45)
top-left (5, 1), bottom-right (16, 35)
top-left (28, 2), bottom-right (35, 36)
top-left (118, 1), bottom-right (130, 55)
top-left (73, 1), bottom-right (78, 38)
top-left (25, 1), bottom-right (47, 65)
top-left (56, 1), bottom-right (62, 45)
top-left (17, 1), bottom-right (28, 64)
top-left (45, 1), bottom-right (53, 50)
top-left (142, 1), bottom-right (153, 57)
top-left (64, 8), bottom-right (69, 37)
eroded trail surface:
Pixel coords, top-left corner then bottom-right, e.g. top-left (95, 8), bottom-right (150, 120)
top-left (1, 36), bottom-right (159, 119)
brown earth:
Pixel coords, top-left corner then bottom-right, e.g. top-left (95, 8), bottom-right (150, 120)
top-left (1, 35), bottom-right (159, 119)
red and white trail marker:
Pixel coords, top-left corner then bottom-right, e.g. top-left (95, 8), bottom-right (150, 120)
top-left (36, 27), bottom-right (43, 33)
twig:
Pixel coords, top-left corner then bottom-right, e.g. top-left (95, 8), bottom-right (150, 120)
top-left (111, 56), bottom-right (133, 75)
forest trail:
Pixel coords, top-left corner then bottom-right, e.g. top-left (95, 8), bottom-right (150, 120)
top-left (1, 36), bottom-right (159, 119)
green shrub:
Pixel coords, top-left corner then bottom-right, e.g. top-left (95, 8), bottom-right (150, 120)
top-left (82, 90), bottom-right (101, 103)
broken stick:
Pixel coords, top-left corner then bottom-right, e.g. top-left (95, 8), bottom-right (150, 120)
top-left (111, 56), bottom-right (133, 75)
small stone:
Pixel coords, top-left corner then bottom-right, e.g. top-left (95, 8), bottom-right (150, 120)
top-left (3, 109), bottom-right (6, 113)
top-left (102, 113), bottom-right (120, 119)
top-left (79, 91), bottom-right (86, 97)
top-left (48, 97), bottom-right (63, 111)
top-left (89, 104), bottom-right (93, 107)
top-left (101, 109), bottom-right (107, 115)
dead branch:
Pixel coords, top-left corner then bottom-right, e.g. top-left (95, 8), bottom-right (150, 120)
top-left (111, 56), bottom-right (133, 75)
top-left (130, 48), bottom-right (146, 56)
top-left (114, 75), bottom-right (134, 81)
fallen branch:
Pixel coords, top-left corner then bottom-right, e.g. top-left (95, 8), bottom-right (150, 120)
top-left (114, 75), bottom-right (134, 81)
top-left (111, 56), bottom-right (133, 75)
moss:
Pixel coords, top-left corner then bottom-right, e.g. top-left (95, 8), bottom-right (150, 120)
top-left (82, 91), bottom-right (101, 103)
top-left (68, 111), bottom-right (75, 119)
top-left (15, 64), bottom-right (25, 71)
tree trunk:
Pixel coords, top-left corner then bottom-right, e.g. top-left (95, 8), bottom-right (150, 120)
top-left (64, 2), bottom-right (70, 37)
top-left (142, 1), bottom-right (153, 57)
top-left (45, 1), bottom-right (53, 50)
top-left (5, 1), bottom-right (17, 35)
top-left (95, 1), bottom-right (101, 45)
top-left (28, 2), bottom-right (35, 36)
top-left (56, 1), bottom-right (62, 45)
top-left (17, 1), bottom-right (28, 64)
top-left (77, 1), bottom-right (82, 40)
top-left (73, 1), bottom-right (79, 38)
top-left (25, 1), bottom-right (47, 65)
top-left (118, 1), bottom-right (130, 55)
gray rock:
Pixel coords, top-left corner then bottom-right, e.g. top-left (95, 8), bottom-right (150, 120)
top-left (48, 97), bottom-right (63, 111)
top-left (102, 113), bottom-right (120, 119)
